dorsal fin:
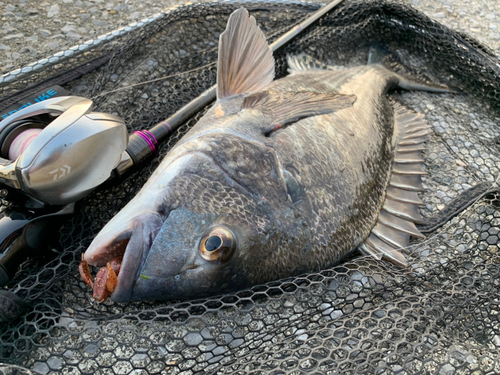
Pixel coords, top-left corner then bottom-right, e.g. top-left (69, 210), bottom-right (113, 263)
top-left (287, 53), bottom-right (346, 74)
top-left (360, 103), bottom-right (429, 267)
top-left (217, 8), bottom-right (275, 100)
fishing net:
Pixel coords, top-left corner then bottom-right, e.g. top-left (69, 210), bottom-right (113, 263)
top-left (1, 0), bottom-right (500, 373)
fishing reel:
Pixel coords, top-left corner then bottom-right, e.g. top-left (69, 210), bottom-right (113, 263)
top-left (0, 96), bottom-right (128, 286)
top-left (0, 96), bottom-right (128, 206)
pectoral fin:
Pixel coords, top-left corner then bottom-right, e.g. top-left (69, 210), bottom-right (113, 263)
top-left (217, 8), bottom-right (275, 99)
top-left (243, 90), bottom-right (356, 136)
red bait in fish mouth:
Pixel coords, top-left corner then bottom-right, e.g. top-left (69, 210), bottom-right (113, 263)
top-left (82, 212), bottom-right (164, 302)
top-left (79, 240), bottom-right (127, 302)
top-left (79, 256), bottom-right (123, 302)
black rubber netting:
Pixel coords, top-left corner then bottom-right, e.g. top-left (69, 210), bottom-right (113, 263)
top-left (1, 0), bottom-right (500, 374)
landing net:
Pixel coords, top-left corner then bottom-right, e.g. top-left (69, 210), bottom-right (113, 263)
top-left (1, 1), bottom-right (500, 374)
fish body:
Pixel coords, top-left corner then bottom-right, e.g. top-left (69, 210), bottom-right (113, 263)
top-left (83, 9), bottom-right (447, 302)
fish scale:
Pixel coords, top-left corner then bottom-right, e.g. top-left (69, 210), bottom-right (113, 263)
top-left (82, 8), bottom-right (451, 302)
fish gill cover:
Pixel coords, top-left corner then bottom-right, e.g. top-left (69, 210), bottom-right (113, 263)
top-left (1, 0), bottom-right (500, 374)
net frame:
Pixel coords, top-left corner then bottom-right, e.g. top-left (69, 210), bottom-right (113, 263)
top-left (1, 0), bottom-right (500, 374)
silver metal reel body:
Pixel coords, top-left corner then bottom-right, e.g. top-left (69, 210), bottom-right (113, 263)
top-left (0, 97), bottom-right (128, 206)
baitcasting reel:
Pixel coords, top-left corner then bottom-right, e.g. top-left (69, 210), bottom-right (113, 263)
top-left (0, 96), bottom-right (129, 286)
top-left (0, 96), bottom-right (128, 206)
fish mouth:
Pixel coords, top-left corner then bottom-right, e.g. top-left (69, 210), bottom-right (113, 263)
top-left (84, 212), bottom-right (164, 302)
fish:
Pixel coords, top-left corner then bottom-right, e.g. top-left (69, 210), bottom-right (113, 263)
top-left (81, 8), bottom-right (451, 302)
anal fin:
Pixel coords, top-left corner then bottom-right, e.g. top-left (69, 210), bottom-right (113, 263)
top-left (386, 186), bottom-right (424, 205)
top-left (378, 210), bottom-right (425, 238)
top-left (359, 103), bottom-right (428, 267)
top-left (389, 174), bottom-right (424, 191)
top-left (363, 235), bottom-right (409, 267)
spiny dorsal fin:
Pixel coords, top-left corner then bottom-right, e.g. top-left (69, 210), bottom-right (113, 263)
top-left (287, 53), bottom-right (346, 74)
top-left (217, 8), bottom-right (274, 100)
top-left (242, 90), bottom-right (356, 136)
top-left (360, 103), bottom-right (429, 267)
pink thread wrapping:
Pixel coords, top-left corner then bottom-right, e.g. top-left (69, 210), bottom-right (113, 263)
top-left (142, 130), bottom-right (158, 148)
top-left (133, 130), bottom-right (156, 153)
top-left (159, 121), bottom-right (173, 133)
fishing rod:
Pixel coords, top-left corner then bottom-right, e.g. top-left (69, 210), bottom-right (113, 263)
top-left (0, 0), bottom-right (345, 287)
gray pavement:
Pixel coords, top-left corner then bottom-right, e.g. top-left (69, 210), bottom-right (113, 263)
top-left (0, 0), bottom-right (499, 75)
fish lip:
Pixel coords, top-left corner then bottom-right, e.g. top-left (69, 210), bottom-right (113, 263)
top-left (110, 237), bottom-right (140, 302)
top-left (110, 213), bottom-right (165, 302)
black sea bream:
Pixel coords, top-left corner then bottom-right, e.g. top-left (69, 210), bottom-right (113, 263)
top-left (82, 8), bottom-right (450, 302)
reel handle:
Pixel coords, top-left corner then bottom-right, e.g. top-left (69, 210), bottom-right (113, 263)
top-left (0, 204), bottom-right (74, 287)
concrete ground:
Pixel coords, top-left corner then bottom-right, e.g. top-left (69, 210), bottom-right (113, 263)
top-left (0, 0), bottom-right (499, 75)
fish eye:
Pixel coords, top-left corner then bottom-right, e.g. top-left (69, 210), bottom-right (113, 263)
top-left (199, 227), bottom-right (236, 262)
top-left (205, 236), bottom-right (222, 252)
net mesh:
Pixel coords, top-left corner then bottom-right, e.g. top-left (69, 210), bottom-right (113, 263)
top-left (1, 0), bottom-right (500, 374)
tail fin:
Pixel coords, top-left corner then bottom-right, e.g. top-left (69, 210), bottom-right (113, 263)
top-left (368, 43), bottom-right (455, 93)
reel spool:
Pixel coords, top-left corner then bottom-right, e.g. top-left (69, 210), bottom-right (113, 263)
top-left (7, 128), bottom-right (44, 161)
top-left (0, 116), bottom-right (49, 163)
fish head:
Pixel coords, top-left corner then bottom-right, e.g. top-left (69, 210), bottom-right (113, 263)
top-left (131, 206), bottom-right (259, 302)
top-left (84, 131), bottom-right (292, 301)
